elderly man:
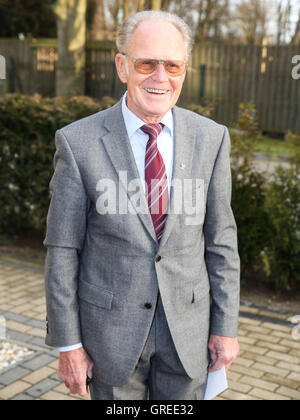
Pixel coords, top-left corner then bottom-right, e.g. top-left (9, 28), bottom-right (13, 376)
top-left (44, 10), bottom-right (240, 400)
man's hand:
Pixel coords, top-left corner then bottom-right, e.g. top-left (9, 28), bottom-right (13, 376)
top-left (208, 334), bottom-right (239, 373)
top-left (58, 347), bottom-right (94, 396)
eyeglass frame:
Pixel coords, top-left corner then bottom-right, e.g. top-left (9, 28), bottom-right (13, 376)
top-left (121, 53), bottom-right (188, 76)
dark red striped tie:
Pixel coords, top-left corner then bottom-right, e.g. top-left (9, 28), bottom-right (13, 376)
top-left (141, 123), bottom-right (168, 243)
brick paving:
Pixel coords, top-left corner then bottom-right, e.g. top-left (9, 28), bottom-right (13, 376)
top-left (0, 256), bottom-right (299, 401)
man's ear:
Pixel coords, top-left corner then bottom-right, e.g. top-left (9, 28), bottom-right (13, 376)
top-left (115, 53), bottom-right (128, 84)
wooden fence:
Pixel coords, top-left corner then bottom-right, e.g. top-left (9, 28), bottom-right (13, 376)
top-left (0, 38), bottom-right (299, 134)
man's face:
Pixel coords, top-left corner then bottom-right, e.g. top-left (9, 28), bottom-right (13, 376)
top-left (115, 19), bottom-right (187, 123)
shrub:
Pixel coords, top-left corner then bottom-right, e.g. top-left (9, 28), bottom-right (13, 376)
top-left (231, 160), bottom-right (270, 280)
top-left (230, 103), bottom-right (270, 280)
top-left (0, 94), bottom-right (117, 235)
top-left (285, 131), bottom-right (300, 165)
top-left (231, 103), bottom-right (300, 290)
top-left (261, 164), bottom-right (300, 290)
top-left (185, 101), bottom-right (214, 118)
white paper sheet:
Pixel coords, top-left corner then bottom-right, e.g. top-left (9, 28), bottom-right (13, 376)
top-left (204, 366), bottom-right (228, 400)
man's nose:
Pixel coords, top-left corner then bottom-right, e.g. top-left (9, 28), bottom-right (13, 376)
top-left (152, 63), bottom-right (169, 82)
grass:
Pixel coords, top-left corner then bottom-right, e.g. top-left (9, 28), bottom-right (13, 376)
top-left (229, 129), bottom-right (298, 159)
top-left (254, 135), bottom-right (297, 158)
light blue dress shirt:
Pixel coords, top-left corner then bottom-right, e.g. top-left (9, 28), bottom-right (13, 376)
top-left (59, 93), bottom-right (175, 352)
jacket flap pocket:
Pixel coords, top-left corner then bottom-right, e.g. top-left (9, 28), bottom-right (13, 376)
top-left (193, 282), bottom-right (210, 303)
top-left (78, 279), bottom-right (113, 310)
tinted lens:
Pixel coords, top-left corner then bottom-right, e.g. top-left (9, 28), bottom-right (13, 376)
top-left (165, 61), bottom-right (186, 75)
top-left (135, 59), bottom-right (157, 74)
top-left (134, 59), bottom-right (186, 76)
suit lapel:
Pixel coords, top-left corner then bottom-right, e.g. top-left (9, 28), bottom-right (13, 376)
top-left (158, 106), bottom-right (196, 249)
top-left (100, 102), bottom-right (158, 243)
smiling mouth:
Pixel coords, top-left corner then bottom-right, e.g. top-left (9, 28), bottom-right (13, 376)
top-left (144, 88), bottom-right (169, 95)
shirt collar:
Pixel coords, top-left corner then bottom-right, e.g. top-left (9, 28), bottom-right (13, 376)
top-left (121, 92), bottom-right (174, 139)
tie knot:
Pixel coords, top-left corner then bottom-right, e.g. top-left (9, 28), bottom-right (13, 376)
top-left (141, 123), bottom-right (164, 140)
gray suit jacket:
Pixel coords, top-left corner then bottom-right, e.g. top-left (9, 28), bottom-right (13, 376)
top-left (44, 100), bottom-right (240, 386)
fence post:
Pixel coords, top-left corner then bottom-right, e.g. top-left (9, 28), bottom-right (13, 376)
top-left (199, 64), bottom-right (206, 98)
top-left (0, 53), bottom-right (5, 95)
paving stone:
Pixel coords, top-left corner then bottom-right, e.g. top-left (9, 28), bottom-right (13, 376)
top-left (276, 387), bottom-right (300, 400)
top-left (248, 333), bottom-right (281, 344)
top-left (0, 381), bottom-right (31, 400)
top-left (48, 348), bottom-right (60, 358)
top-left (227, 380), bottom-right (252, 394)
top-left (239, 317), bottom-right (262, 326)
top-left (237, 336), bottom-right (257, 345)
top-left (26, 328), bottom-right (45, 338)
top-left (0, 366), bottom-right (31, 386)
top-left (232, 356), bottom-right (254, 368)
top-left (263, 322), bottom-right (293, 332)
top-left (249, 388), bottom-right (290, 400)
top-left (20, 354), bottom-right (56, 371)
top-left (239, 376), bottom-right (279, 392)
top-left (25, 378), bottom-right (58, 398)
top-left (265, 351), bottom-right (300, 365)
top-left (289, 349), bottom-right (300, 358)
top-left (6, 330), bottom-right (31, 343)
top-left (24, 319), bottom-right (45, 329)
top-left (240, 352), bottom-right (277, 366)
top-left (287, 372), bottom-right (300, 382)
top-left (22, 366), bottom-right (55, 385)
top-left (280, 339), bottom-right (300, 350)
top-left (263, 373), bottom-right (300, 390)
top-left (40, 390), bottom-right (80, 400)
top-left (239, 305), bottom-right (261, 315)
top-left (12, 303), bottom-right (35, 314)
top-left (0, 312), bottom-right (29, 324)
top-left (29, 336), bottom-right (48, 349)
top-left (239, 343), bottom-right (268, 355)
top-left (6, 320), bottom-right (32, 333)
top-left (53, 383), bottom-right (71, 395)
top-left (49, 372), bottom-right (60, 382)
top-left (272, 331), bottom-right (293, 340)
top-left (221, 389), bottom-right (259, 400)
top-left (251, 363), bottom-right (288, 377)
top-left (227, 371), bottom-right (242, 382)
top-left (12, 393), bottom-right (35, 400)
top-left (254, 341), bottom-right (290, 353)
top-left (241, 325), bottom-right (272, 335)
top-left (47, 360), bottom-right (59, 370)
top-left (276, 361), bottom-right (300, 374)
top-left (230, 364), bottom-right (264, 379)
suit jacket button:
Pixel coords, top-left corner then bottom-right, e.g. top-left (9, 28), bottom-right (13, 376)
top-left (144, 303), bottom-right (152, 309)
top-left (155, 255), bottom-right (162, 262)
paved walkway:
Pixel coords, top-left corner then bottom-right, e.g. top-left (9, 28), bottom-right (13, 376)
top-left (0, 256), bottom-right (299, 400)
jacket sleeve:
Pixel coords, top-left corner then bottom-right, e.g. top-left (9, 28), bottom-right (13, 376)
top-left (203, 127), bottom-right (240, 338)
top-left (43, 129), bottom-right (88, 347)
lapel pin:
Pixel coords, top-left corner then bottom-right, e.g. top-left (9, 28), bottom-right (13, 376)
top-left (180, 163), bottom-right (186, 170)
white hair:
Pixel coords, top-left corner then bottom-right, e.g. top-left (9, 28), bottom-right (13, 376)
top-left (116, 10), bottom-right (194, 58)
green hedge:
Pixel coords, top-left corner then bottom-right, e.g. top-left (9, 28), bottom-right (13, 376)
top-left (230, 103), bottom-right (300, 290)
top-left (0, 95), bottom-right (299, 290)
top-left (0, 94), bottom-right (117, 235)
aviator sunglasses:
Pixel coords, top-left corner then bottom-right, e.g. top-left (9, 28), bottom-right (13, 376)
top-left (122, 54), bottom-right (187, 77)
